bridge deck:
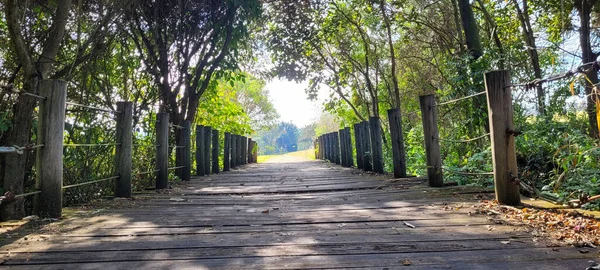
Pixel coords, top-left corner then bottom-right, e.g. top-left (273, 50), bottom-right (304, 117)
top-left (1, 155), bottom-right (595, 269)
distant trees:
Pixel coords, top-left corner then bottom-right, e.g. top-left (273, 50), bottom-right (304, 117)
top-left (256, 122), bottom-right (300, 154)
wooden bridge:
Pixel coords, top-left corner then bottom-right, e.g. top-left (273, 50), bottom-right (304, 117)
top-left (1, 154), bottom-right (595, 269)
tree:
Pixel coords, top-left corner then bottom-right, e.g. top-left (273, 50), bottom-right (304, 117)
top-left (1, 0), bottom-right (124, 220)
top-left (124, 0), bottom-right (261, 170)
top-left (276, 122), bottom-right (299, 152)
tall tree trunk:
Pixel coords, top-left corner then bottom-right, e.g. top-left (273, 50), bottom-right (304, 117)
top-left (476, 0), bottom-right (505, 69)
top-left (576, 0), bottom-right (600, 139)
top-left (379, 0), bottom-right (401, 108)
top-left (512, 0), bottom-right (545, 115)
top-left (1, 0), bottom-right (72, 221)
top-left (457, 0), bottom-right (483, 59)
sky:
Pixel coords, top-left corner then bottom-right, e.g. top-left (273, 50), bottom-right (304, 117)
top-left (264, 79), bottom-right (327, 128)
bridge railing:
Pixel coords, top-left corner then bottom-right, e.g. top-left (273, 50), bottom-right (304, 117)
top-left (0, 80), bottom-right (258, 218)
top-left (315, 70), bottom-right (523, 206)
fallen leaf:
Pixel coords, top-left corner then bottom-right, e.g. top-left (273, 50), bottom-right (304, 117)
top-left (262, 209), bottom-right (270, 214)
top-left (401, 259), bottom-right (412, 266)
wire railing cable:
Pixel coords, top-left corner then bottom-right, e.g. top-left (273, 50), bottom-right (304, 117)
top-left (439, 133), bottom-right (490, 143)
top-left (435, 91), bottom-right (487, 107)
top-left (508, 60), bottom-right (600, 89)
top-left (0, 144), bottom-right (44, 154)
top-left (62, 176), bottom-right (120, 190)
top-left (66, 101), bottom-right (120, 114)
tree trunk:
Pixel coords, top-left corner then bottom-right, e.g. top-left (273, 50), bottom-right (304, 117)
top-left (457, 0), bottom-right (483, 59)
top-left (0, 78), bottom-right (38, 221)
top-left (576, 0), bottom-right (600, 139)
top-left (512, 0), bottom-right (545, 115)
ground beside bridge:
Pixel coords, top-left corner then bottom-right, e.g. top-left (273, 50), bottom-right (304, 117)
top-left (0, 153), bottom-right (597, 269)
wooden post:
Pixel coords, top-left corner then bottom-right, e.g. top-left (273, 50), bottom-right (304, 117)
top-left (115, 101), bottom-right (133, 197)
top-left (212, 129), bottom-right (219, 174)
top-left (204, 126), bottom-right (211, 175)
top-left (325, 133), bottom-right (333, 162)
top-left (237, 135), bottom-right (242, 166)
top-left (36, 80), bottom-right (67, 218)
top-left (370, 117), bottom-right (384, 173)
top-left (320, 136), bottom-right (324, 160)
top-left (345, 127), bottom-right (354, 167)
top-left (224, 132), bottom-right (231, 171)
top-left (338, 130), bottom-right (345, 166)
top-left (335, 132), bottom-right (341, 165)
top-left (230, 134), bottom-right (237, 168)
top-left (354, 124), bottom-right (363, 169)
top-left (196, 125), bottom-right (205, 176)
top-left (247, 139), bottom-right (253, 164)
top-left (242, 137), bottom-right (247, 165)
top-left (156, 113), bottom-right (169, 189)
top-left (181, 120), bottom-right (191, 181)
top-left (485, 70), bottom-right (520, 205)
top-left (254, 141), bottom-right (258, 163)
top-left (388, 108), bottom-right (407, 178)
top-left (419, 94), bottom-right (443, 187)
top-left (362, 121), bottom-right (373, 171)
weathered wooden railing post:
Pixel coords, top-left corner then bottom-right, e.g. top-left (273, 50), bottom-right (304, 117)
top-left (335, 132), bottom-right (341, 165)
top-left (246, 139), bottom-right (254, 163)
top-left (196, 125), bottom-right (205, 176)
top-left (242, 136), bottom-right (248, 165)
top-left (224, 132), bottom-right (231, 171)
top-left (230, 134), bottom-right (237, 168)
top-left (36, 80), bottom-right (67, 218)
top-left (212, 129), bottom-right (219, 174)
top-left (204, 126), bottom-right (212, 175)
top-left (336, 129), bottom-right (346, 167)
top-left (419, 94), bottom-right (443, 187)
top-left (345, 127), bottom-right (354, 167)
top-left (235, 135), bottom-right (241, 166)
top-left (485, 70), bottom-right (520, 205)
top-left (325, 133), bottom-right (333, 162)
top-left (369, 117), bottom-right (384, 173)
top-left (252, 142), bottom-right (258, 163)
top-left (182, 120), bottom-right (191, 181)
top-left (388, 108), bottom-right (407, 178)
top-left (354, 124), bottom-right (363, 169)
top-left (156, 113), bottom-right (169, 189)
top-left (115, 101), bottom-right (133, 197)
top-left (362, 121), bottom-right (373, 171)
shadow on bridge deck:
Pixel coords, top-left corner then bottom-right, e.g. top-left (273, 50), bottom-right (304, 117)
top-left (0, 155), bottom-right (595, 269)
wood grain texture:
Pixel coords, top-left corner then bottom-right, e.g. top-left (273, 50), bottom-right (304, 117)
top-left (485, 70), bottom-right (520, 205)
top-left (36, 80), bottom-right (67, 218)
top-left (419, 94), bottom-right (443, 187)
top-left (115, 101), bottom-right (133, 197)
top-left (155, 113), bottom-right (169, 189)
top-left (2, 155), bottom-right (589, 269)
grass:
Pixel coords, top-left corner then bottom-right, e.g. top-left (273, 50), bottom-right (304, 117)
top-left (257, 149), bottom-right (316, 163)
